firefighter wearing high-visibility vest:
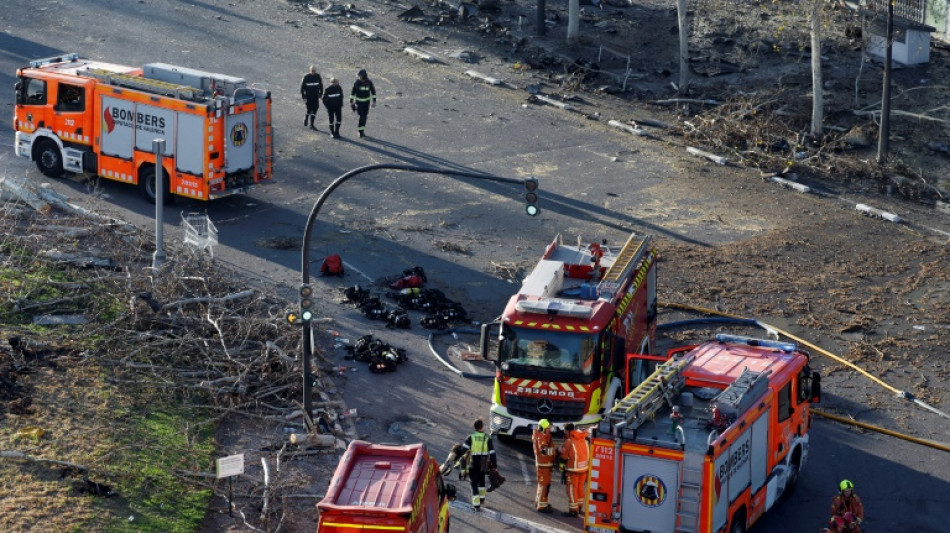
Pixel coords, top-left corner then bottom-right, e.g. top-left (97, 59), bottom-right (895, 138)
top-left (559, 422), bottom-right (590, 517)
top-left (532, 419), bottom-right (556, 513)
top-left (349, 69), bottom-right (376, 138)
top-left (460, 418), bottom-right (496, 511)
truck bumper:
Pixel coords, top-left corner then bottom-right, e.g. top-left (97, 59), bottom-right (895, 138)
top-left (14, 131), bottom-right (33, 159)
top-left (489, 405), bottom-right (600, 437)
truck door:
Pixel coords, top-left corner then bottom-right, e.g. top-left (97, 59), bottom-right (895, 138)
top-left (224, 111), bottom-right (254, 172)
top-left (15, 76), bottom-right (50, 130)
top-left (620, 454), bottom-right (680, 532)
top-left (53, 82), bottom-right (89, 144)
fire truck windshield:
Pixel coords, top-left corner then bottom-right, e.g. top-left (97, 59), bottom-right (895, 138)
top-left (498, 325), bottom-right (598, 378)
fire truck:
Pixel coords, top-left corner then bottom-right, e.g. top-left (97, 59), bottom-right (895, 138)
top-left (317, 440), bottom-right (456, 533)
top-left (585, 334), bottom-right (821, 533)
top-left (480, 233), bottom-right (660, 437)
top-left (13, 53), bottom-right (273, 202)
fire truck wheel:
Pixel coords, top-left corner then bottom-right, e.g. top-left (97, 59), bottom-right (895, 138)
top-left (729, 508), bottom-right (747, 533)
top-left (780, 449), bottom-right (802, 502)
top-left (34, 140), bottom-right (64, 178)
top-left (139, 165), bottom-right (175, 205)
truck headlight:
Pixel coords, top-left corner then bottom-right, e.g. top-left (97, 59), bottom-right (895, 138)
top-left (490, 414), bottom-right (511, 431)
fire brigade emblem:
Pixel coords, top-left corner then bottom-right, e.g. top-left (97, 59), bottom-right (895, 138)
top-left (231, 122), bottom-right (248, 146)
top-left (633, 474), bottom-right (666, 508)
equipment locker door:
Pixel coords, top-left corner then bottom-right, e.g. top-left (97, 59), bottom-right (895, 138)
top-left (620, 454), bottom-right (679, 532)
top-left (176, 113), bottom-right (204, 175)
top-left (224, 111), bottom-right (254, 172)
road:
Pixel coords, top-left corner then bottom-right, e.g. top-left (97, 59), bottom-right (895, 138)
top-left (2, 1), bottom-right (948, 532)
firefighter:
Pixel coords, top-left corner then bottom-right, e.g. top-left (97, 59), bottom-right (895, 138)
top-left (532, 419), bottom-right (556, 513)
top-left (350, 69), bottom-right (377, 138)
top-left (559, 422), bottom-right (590, 517)
top-left (459, 418), bottom-right (496, 511)
top-left (322, 77), bottom-right (344, 139)
top-left (300, 65), bottom-right (323, 129)
top-left (829, 479), bottom-right (864, 531)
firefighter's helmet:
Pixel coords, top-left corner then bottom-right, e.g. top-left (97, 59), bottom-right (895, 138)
top-left (839, 479), bottom-right (854, 491)
top-left (538, 419), bottom-right (550, 430)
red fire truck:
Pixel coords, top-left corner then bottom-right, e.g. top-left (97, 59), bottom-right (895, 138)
top-left (480, 233), bottom-right (660, 437)
top-left (585, 334), bottom-right (821, 533)
top-left (13, 53), bottom-right (272, 202)
top-left (317, 441), bottom-right (457, 533)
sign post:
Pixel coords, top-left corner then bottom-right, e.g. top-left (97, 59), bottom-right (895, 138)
top-left (216, 453), bottom-right (245, 517)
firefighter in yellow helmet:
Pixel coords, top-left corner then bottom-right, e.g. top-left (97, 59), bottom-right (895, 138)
top-left (828, 479), bottom-right (864, 532)
top-left (532, 419), bottom-right (556, 513)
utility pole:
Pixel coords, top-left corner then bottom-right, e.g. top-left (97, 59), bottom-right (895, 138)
top-left (152, 139), bottom-right (166, 268)
top-left (297, 164), bottom-right (538, 420)
top-left (877, 1), bottom-right (894, 164)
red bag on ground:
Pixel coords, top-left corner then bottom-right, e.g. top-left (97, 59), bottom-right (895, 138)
top-left (321, 254), bottom-right (344, 276)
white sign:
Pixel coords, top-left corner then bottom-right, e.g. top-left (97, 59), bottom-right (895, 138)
top-left (216, 454), bottom-right (245, 479)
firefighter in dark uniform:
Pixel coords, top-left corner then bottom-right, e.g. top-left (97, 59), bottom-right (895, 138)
top-left (349, 69), bottom-right (376, 138)
top-left (322, 77), bottom-right (344, 139)
top-left (300, 66), bottom-right (323, 129)
top-left (459, 418), bottom-right (496, 511)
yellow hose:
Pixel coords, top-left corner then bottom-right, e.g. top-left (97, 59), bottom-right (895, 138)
top-left (811, 409), bottom-right (950, 453)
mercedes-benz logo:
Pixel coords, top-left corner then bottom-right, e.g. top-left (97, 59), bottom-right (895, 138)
top-left (537, 398), bottom-right (554, 414)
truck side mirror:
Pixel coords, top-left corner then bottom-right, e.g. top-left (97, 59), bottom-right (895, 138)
top-left (810, 372), bottom-right (821, 403)
top-left (479, 321), bottom-right (500, 362)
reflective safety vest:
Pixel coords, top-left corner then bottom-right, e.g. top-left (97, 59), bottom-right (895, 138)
top-left (350, 79), bottom-right (376, 104)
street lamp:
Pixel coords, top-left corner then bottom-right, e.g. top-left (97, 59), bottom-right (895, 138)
top-left (298, 164), bottom-right (537, 419)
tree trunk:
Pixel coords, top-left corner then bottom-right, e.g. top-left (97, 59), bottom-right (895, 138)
top-left (567, 0), bottom-right (580, 43)
top-left (677, 0), bottom-right (689, 92)
top-left (810, 0), bottom-right (824, 137)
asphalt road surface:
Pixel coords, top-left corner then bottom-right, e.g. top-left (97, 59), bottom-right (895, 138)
top-left (2, 1), bottom-right (948, 532)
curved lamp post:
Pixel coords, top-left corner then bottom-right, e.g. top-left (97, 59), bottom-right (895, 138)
top-left (298, 164), bottom-right (537, 419)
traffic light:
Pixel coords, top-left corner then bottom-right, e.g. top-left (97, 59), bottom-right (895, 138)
top-left (523, 177), bottom-right (540, 216)
top-left (285, 310), bottom-right (301, 325)
top-left (299, 284), bottom-right (314, 322)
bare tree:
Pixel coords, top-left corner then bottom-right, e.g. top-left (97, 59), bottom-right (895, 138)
top-left (677, 0), bottom-right (689, 92)
top-left (567, 0), bottom-right (580, 43)
top-left (810, 0), bottom-right (824, 137)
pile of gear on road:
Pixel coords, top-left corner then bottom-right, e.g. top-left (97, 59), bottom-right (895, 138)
top-left (342, 334), bottom-right (409, 374)
top-left (340, 266), bottom-right (471, 330)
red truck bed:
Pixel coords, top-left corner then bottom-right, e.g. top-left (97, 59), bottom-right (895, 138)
top-left (318, 441), bottom-right (424, 516)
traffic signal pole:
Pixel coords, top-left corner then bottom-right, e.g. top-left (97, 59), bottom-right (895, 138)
top-left (299, 164), bottom-right (536, 420)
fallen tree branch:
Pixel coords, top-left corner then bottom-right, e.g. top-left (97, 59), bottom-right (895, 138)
top-left (1, 450), bottom-right (89, 472)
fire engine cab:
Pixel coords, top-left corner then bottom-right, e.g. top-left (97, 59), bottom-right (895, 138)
top-left (13, 53), bottom-right (272, 202)
top-left (481, 233), bottom-right (660, 437)
top-left (585, 334), bottom-right (821, 533)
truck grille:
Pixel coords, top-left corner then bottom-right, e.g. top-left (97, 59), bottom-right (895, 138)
top-left (505, 394), bottom-right (586, 423)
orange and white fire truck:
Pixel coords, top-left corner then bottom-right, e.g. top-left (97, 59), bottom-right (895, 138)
top-left (317, 440), bottom-right (457, 533)
top-left (480, 233), bottom-right (661, 437)
top-left (13, 53), bottom-right (273, 202)
top-left (585, 334), bottom-right (821, 533)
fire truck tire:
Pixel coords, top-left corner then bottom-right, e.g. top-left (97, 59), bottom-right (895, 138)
top-left (780, 448), bottom-right (802, 502)
top-left (34, 140), bottom-right (64, 178)
top-left (139, 165), bottom-right (175, 205)
top-left (729, 508), bottom-right (747, 533)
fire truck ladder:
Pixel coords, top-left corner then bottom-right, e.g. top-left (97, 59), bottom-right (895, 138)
top-left (81, 68), bottom-right (202, 100)
top-left (607, 352), bottom-right (692, 430)
top-left (597, 234), bottom-right (651, 300)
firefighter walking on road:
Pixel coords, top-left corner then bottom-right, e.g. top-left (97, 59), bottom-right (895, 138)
top-left (532, 419), bottom-right (556, 513)
top-left (301, 66), bottom-right (323, 129)
top-left (559, 423), bottom-right (590, 517)
top-left (322, 77), bottom-right (344, 139)
top-left (350, 69), bottom-right (376, 138)
top-left (459, 418), bottom-right (496, 511)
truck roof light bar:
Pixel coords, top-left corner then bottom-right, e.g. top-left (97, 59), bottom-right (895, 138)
top-left (715, 333), bottom-right (796, 352)
top-left (29, 53), bottom-right (80, 69)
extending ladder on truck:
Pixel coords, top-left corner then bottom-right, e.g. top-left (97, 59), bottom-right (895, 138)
top-left (81, 68), bottom-right (203, 100)
top-left (597, 234), bottom-right (652, 300)
top-left (607, 351), bottom-right (693, 430)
